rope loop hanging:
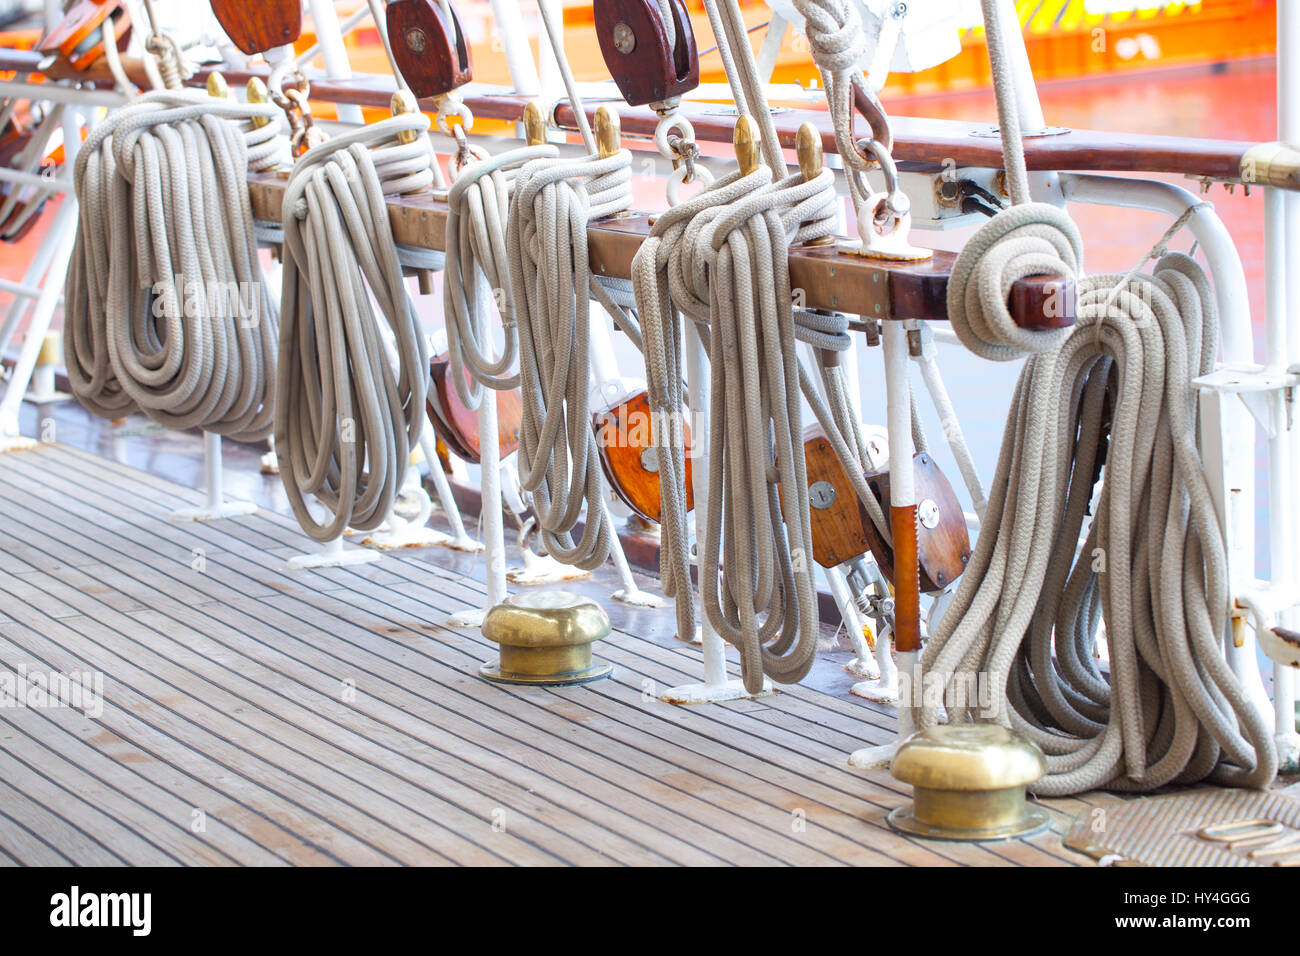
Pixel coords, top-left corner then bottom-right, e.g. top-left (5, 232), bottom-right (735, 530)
top-left (915, 0), bottom-right (1277, 794)
top-left (443, 139), bottom-right (558, 408)
top-left (274, 113), bottom-right (435, 542)
top-left (633, 143), bottom-right (846, 693)
top-left (504, 143), bottom-right (634, 570)
top-left (64, 89), bottom-right (281, 440)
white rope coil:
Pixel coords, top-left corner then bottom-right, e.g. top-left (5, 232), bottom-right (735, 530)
top-left (505, 147), bottom-right (634, 570)
top-left (947, 201), bottom-right (1084, 361)
top-left (633, 161), bottom-right (845, 692)
top-left (443, 141), bottom-right (558, 407)
top-left (919, 255), bottom-right (1277, 793)
top-left (917, 0), bottom-right (1276, 794)
top-left (64, 90), bottom-right (280, 440)
top-left (274, 114), bottom-right (434, 541)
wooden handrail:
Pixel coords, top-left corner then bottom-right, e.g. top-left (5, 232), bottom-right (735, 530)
top-left (2, 50), bottom-right (1289, 187)
top-left (250, 171), bottom-right (1070, 325)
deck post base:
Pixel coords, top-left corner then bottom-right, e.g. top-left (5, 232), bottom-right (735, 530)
top-left (287, 538), bottom-right (381, 570)
top-left (847, 743), bottom-right (897, 770)
top-left (169, 500), bottom-right (258, 522)
top-left (507, 552), bottom-right (590, 585)
top-left (612, 586), bottom-right (663, 608)
top-left (659, 678), bottom-right (772, 705)
top-left (0, 435), bottom-right (38, 454)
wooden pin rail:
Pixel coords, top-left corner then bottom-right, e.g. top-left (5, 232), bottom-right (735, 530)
top-left (249, 171), bottom-right (1065, 324)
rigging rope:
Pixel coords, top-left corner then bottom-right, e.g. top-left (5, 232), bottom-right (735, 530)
top-left (633, 156), bottom-right (843, 692)
top-left (274, 113), bottom-right (435, 541)
top-left (915, 0), bottom-right (1276, 793)
top-left (505, 141), bottom-right (634, 570)
top-left (63, 89), bottom-right (281, 440)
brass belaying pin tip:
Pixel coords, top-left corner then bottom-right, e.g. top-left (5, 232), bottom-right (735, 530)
top-left (206, 72), bottom-right (229, 100)
top-left (391, 89), bottom-right (421, 146)
top-left (595, 105), bottom-right (621, 159)
top-left (734, 114), bottom-right (761, 177)
top-left (523, 101), bottom-right (547, 147)
top-left (246, 77), bottom-right (272, 130)
top-left (797, 122), bottom-right (823, 183)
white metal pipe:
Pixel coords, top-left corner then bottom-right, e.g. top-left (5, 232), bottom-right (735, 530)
top-left (305, 0), bottom-right (364, 125)
top-left (0, 80), bottom-right (129, 109)
top-left (478, 393), bottom-right (508, 609)
top-left (488, 0), bottom-right (541, 97)
top-left (0, 167), bottom-right (72, 192)
top-left (686, 318), bottom-right (726, 684)
top-left (418, 427), bottom-right (474, 544)
top-left (1060, 174), bottom-right (1252, 365)
top-left (204, 431), bottom-right (224, 509)
top-left (0, 213), bottom-right (77, 436)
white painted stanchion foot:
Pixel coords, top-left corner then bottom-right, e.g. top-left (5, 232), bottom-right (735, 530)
top-left (447, 606), bottom-right (488, 628)
top-left (660, 677), bottom-right (772, 704)
top-left (848, 651), bottom-right (918, 769)
top-left (287, 537), bottom-right (382, 570)
top-left (508, 549), bottom-right (590, 585)
top-left (260, 451), bottom-right (280, 475)
top-left (443, 534), bottom-right (486, 553)
top-left (358, 514), bottom-right (454, 551)
top-left (613, 586), bottom-right (663, 608)
top-left (847, 743), bottom-right (898, 770)
top-left (170, 499), bottom-right (258, 522)
top-left (0, 434), bottom-right (37, 453)
top-left (170, 433), bottom-right (257, 522)
top-left (846, 654), bottom-right (881, 680)
top-left (850, 626), bottom-right (899, 702)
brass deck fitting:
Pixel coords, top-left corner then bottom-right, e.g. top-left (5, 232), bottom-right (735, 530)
top-left (888, 724), bottom-right (1049, 841)
top-left (480, 592), bottom-right (613, 686)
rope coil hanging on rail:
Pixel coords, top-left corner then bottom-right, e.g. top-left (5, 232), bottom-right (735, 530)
top-left (505, 142), bottom-right (634, 570)
top-left (633, 147), bottom-right (846, 692)
top-left (915, 0), bottom-right (1277, 793)
top-left (63, 89), bottom-right (282, 440)
top-left (274, 113), bottom-right (435, 542)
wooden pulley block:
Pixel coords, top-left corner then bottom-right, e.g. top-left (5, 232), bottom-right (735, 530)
top-left (799, 424), bottom-right (873, 569)
top-left (592, 390), bottom-right (693, 524)
top-left (426, 355), bottom-right (522, 465)
top-left (387, 0), bottom-right (473, 100)
top-left (862, 452), bottom-right (971, 593)
top-left (594, 0), bottom-right (699, 107)
top-left (37, 0), bottom-right (131, 72)
top-left (209, 0), bottom-right (303, 57)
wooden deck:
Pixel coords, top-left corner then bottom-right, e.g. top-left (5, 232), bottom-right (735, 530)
top-left (0, 442), bottom-right (1105, 866)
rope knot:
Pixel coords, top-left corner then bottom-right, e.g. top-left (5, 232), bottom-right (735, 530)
top-left (793, 0), bottom-right (867, 77)
top-left (947, 202), bottom-right (1084, 362)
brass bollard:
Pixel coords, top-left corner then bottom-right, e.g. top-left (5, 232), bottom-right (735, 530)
top-left (887, 724), bottom-right (1049, 841)
top-left (480, 591), bottom-right (613, 686)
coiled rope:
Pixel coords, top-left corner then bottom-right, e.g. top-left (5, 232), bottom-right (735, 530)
top-left (633, 159), bottom-right (843, 693)
top-left (915, 0), bottom-right (1276, 793)
top-left (64, 90), bottom-right (281, 440)
top-left (442, 139), bottom-right (557, 407)
top-left (505, 143), bottom-right (634, 570)
top-left (275, 114), bottom-right (435, 541)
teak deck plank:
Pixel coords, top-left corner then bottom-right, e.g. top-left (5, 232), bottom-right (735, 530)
top-left (0, 444), bottom-right (1091, 865)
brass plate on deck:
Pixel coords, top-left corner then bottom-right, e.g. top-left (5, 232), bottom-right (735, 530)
top-left (1065, 789), bottom-right (1300, 867)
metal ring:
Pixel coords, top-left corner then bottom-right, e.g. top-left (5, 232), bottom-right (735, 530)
top-left (666, 162), bottom-right (714, 207)
top-left (655, 114), bottom-right (696, 159)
